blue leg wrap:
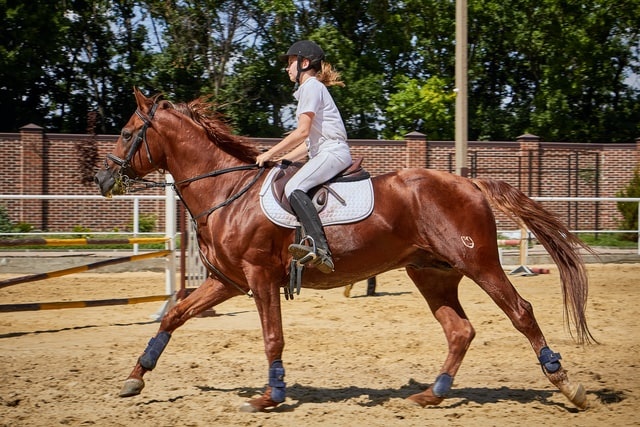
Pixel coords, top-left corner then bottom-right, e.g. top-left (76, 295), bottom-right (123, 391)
top-left (268, 360), bottom-right (286, 403)
top-left (538, 346), bottom-right (562, 373)
top-left (432, 373), bottom-right (454, 397)
top-left (139, 331), bottom-right (171, 370)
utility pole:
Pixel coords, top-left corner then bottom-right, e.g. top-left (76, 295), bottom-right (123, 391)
top-left (455, 0), bottom-right (468, 177)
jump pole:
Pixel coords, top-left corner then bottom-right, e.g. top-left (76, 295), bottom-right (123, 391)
top-left (0, 250), bottom-right (172, 289)
top-left (0, 237), bottom-right (169, 247)
top-left (0, 294), bottom-right (172, 313)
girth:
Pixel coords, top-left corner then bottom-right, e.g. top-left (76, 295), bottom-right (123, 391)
top-left (271, 157), bottom-right (370, 214)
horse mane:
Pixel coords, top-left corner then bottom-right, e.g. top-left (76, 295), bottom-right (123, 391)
top-left (169, 97), bottom-right (260, 163)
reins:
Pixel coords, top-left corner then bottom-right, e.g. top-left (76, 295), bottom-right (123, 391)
top-left (174, 165), bottom-right (266, 221)
top-left (104, 101), bottom-right (266, 298)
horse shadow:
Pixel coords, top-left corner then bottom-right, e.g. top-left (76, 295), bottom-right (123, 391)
top-left (0, 320), bottom-right (158, 339)
top-left (193, 378), bottom-right (609, 412)
top-left (0, 310), bottom-right (254, 339)
top-left (349, 291), bottom-right (413, 298)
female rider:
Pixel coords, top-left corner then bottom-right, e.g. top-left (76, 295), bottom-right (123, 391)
top-left (256, 40), bottom-right (352, 273)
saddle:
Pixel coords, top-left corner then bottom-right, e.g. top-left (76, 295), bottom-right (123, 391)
top-left (271, 157), bottom-right (370, 214)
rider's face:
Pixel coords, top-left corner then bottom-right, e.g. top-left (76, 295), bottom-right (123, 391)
top-left (286, 56), bottom-right (310, 82)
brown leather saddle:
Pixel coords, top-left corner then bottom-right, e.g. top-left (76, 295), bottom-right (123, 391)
top-left (270, 157), bottom-right (370, 214)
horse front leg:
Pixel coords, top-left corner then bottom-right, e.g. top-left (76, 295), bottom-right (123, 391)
top-left (239, 281), bottom-right (286, 412)
top-left (405, 267), bottom-right (475, 407)
top-left (119, 277), bottom-right (240, 397)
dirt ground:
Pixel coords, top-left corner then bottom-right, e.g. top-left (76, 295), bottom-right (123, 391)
top-left (0, 262), bottom-right (638, 426)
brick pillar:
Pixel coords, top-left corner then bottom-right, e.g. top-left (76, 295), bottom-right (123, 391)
top-left (517, 133), bottom-right (540, 150)
top-left (19, 123), bottom-right (45, 229)
top-left (405, 131), bottom-right (427, 169)
top-left (517, 133), bottom-right (541, 196)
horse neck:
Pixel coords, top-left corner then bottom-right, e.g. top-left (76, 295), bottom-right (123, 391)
top-left (162, 128), bottom-right (253, 219)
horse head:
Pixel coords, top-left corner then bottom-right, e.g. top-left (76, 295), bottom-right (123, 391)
top-left (94, 87), bottom-right (169, 197)
top-left (95, 88), bottom-right (261, 198)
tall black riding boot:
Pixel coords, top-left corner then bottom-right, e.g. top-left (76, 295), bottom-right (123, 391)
top-left (288, 189), bottom-right (335, 273)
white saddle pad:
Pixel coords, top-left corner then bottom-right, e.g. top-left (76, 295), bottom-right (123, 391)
top-left (259, 166), bottom-right (374, 229)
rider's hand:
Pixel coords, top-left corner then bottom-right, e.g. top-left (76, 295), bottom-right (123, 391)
top-left (256, 151), bottom-right (271, 167)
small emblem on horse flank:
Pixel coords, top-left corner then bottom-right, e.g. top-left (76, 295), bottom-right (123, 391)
top-left (461, 236), bottom-right (475, 248)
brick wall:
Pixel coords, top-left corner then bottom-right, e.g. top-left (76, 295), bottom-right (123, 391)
top-left (1, 125), bottom-right (638, 233)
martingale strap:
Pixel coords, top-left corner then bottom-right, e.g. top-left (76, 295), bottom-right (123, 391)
top-left (198, 248), bottom-right (253, 298)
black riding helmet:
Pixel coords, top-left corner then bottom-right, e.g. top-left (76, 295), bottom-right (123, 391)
top-left (280, 40), bottom-right (325, 83)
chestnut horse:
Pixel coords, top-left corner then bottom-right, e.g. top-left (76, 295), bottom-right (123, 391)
top-left (95, 88), bottom-right (594, 412)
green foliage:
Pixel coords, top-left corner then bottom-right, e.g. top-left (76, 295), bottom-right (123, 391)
top-left (468, 0), bottom-right (640, 142)
top-left (1, 0), bottom-right (639, 142)
top-left (0, 205), bottom-right (13, 233)
top-left (616, 166), bottom-right (640, 241)
top-left (577, 233), bottom-right (637, 248)
top-left (384, 76), bottom-right (455, 139)
top-left (135, 214), bottom-right (157, 233)
top-left (15, 222), bottom-right (34, 233)
top-left (72, 225), bottom-right (91, 238)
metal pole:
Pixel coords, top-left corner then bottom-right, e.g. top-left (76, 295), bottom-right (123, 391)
top-left (455, 0), bottom-right (468, 177)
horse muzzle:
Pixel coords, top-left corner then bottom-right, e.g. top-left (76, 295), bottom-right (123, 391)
top-left (94, 168), bottom-right (119, 198)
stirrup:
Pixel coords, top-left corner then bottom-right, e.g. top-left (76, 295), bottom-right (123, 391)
top-left (289, 236), bottom-right (318, 264)
top-left (289, 243), bottom-right (318, 265)
top-left (288, 237), bottom-right (334, 273)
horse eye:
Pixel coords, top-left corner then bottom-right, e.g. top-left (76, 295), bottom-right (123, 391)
top-left (121, 129), bottom-right (132, 142)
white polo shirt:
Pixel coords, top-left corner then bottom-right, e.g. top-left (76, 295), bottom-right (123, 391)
top-left (294, 77), bottom-right (348, 158)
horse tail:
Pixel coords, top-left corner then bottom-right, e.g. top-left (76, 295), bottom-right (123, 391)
top-left (472, 178), bottom-right (597, 345)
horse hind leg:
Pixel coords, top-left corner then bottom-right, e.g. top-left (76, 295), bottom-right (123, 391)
top-left (404, 266), bottom-right (476, 407)
top-left (466, 263), bottom-right (588, 409)
top-left (119, 277), bottom-right (241, 398)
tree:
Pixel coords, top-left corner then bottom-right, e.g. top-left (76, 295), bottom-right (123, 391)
top-left (0, 1), bottom-right (66, 131)
top-left (385, 75), bottom-right (455, 140)
top-left (1, 0), bottom-right (639, 143)
top-left (57, 0), bottom-right (154, 133)
top-left (467, 0), bottom-right (640, 142)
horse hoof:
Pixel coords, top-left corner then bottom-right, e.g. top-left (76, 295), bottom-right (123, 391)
top-left (404, 397), bottom-right (424, 407)
top-left (239, 402), bottom-right (260, 413)
top-left (343, 284), bottom-right (353, 298)
top-left (568, 383), bottom-right (588, 409)
top-left (119, 378), bottom-right (145, 397)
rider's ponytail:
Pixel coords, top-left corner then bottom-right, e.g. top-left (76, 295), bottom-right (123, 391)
top-left (316, 62), bottom-right (345, 88)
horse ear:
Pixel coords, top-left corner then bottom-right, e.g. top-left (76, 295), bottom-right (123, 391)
top-left (132, 87), bottom-right (150, 113)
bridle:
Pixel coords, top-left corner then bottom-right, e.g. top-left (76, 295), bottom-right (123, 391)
top-left (106, 102), bottom-right (160, 177)
top-left (101, 100), bottom-right (266, 298)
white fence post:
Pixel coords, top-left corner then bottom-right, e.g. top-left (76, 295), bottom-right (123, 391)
top-left (133, 197), bottom-right (140, 255)
top-left (151, 174), bottom-right (177, 321)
